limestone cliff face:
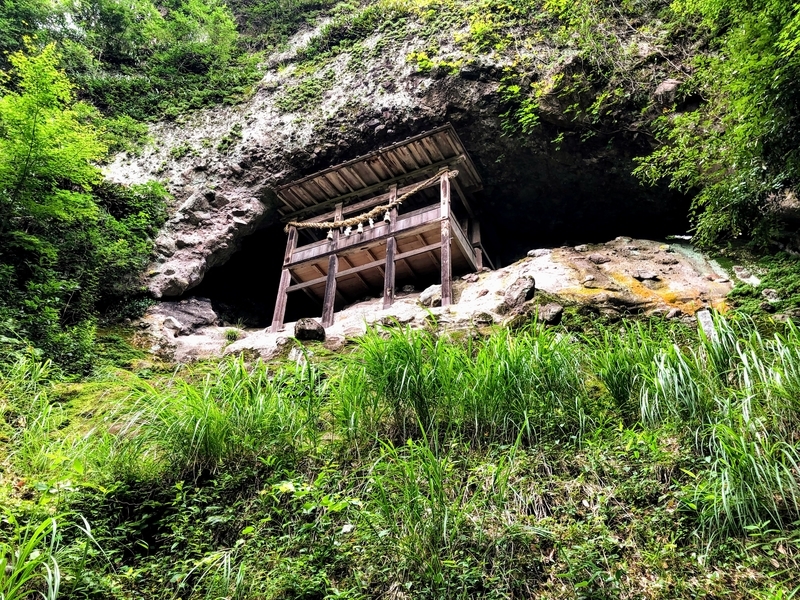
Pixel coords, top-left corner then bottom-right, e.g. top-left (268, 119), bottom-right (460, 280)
top-left (106, 9), bottom-right (690, 299)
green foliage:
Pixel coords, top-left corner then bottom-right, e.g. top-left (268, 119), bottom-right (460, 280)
top-left (0, 513), bottom-right (61, 600)
top-left (275, 72), bottom-right (333, 112)
top-left (0, 46), bottom-right (168, 370)
top-left (634, 0), bottom-right (800, 247)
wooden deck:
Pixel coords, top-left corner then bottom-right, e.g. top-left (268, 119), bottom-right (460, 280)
top-left (285, 207), bottom-right (477, 303)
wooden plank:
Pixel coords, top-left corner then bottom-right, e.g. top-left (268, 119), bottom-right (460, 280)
top-left (422, 136), bottom-right (446, 162)
top-left (451, 176), bottom-right (476, 219)
top-left (282, 156), bottom-right (466, 222)
top-left (304, 177), bottom-right (438, 224)
top-left (284, 226), bottom-right (298, 265)
top-left (383, 236), bottom-right (396, 309)
top-left (440, 171), bottom-right (452, 307)
top-left (271, 268), bottom-right (291, 332)
top-left (290, 204), bottom-right (441, 264)
top-left (275, 124), bottom-right (454, 191)
top-left (322, 254), bottom-right (338, 327)
top-left (287, 242), bottom-right (443, 293)
top-left (451, 215), bottom-right (477, 272)
top-left (416, 233), bottom-right (440, 268)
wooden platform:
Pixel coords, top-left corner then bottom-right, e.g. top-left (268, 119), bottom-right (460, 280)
top-left (286, 206), bottom-right (477, 304)
top-left (270, 125), bottom-right (489, 332)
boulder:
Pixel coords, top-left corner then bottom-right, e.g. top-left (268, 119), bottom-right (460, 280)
top-left (762, 288), bottom-right (780, 302)
top-left (419, 284), bottom-right (442, 307)
top-left (504, 276), bottom-right (536, 308)
top-left (537, 303), bottom-right (564, 325)
top-left (588, 253), bottom-right (610, 264)
top-left (633, 270), bottom-right (659, 281)
top-left (146, 298), bottom-right (219, 335)
top-left (295, 318), bottom-right (326, 341)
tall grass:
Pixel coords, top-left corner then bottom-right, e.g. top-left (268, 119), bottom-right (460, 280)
top-left (0, 513), bottom-right (61, 600)
top-left (347, 325), bottom-right (593, 447)
top-left (116, 356), bottom-right (325, 479)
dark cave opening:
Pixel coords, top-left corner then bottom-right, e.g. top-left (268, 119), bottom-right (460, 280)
top-left (186, 145), bottom-right (692, 328)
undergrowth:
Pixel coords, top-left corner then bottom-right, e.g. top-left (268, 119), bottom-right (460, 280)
top-left (2, 315), bottom-right (800, 598)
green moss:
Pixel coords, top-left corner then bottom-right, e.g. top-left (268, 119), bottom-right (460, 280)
top-left (726, 252), bottom-right (800, 317)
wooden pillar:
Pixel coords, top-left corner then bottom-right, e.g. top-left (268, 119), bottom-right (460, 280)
top-left (271, 226), bottom-right (298, 333)
top-left (471, 220), bottom-right (483, 270)
top-left (383, 185), bottom-right (397, 309)
top-left (322, 255), bottom-right (337, 327)
top-left (321, 204), bottom-right (342, 328)
top-left (440, 171), bottom-right (452, 307)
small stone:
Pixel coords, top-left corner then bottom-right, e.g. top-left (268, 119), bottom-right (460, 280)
top-left (477, 289), bottom-right (489, 298)
top-left (760, 301), bottom-right (777, 313)
top-left (574, 244), bottom-right (589, 252)
top-left (462, 273), bottom-right (479, 283)
top-left (537, 303), bottom-right (564, 325)
top-left (666, 308), bottom-right (682, 319)
top-left (419, 284), bottom-right (442, 307)
top-left (472, 312), bottom-right (494, 326)
top-left (324, 335), bottom-right (346, 351)
top-left (582, 275), bottom-right (596, 283)
top-left (733, 266), bottom-right (752, 280)
top-left (527, 248), bottom-right (549, 258)
top-left (295, 318), bottom-right (326, 341)
top-left (163, 316), bottom-right (183, 336)
top-left (656, 256), bottom-right (679, 265)
top-left (401, 284), bottom-right (416, 293)
top-left (633, 270), bottom-right (659, 281)
top-left (714, 278), bottom-right (730, 284)
top-left (588, 253), bottom-right (610, 264)
top-left (762, 288), bottom-right (780, 302)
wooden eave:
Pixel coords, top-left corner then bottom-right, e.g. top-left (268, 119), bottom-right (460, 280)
top-left (275, 124), bottom-right (483, 221)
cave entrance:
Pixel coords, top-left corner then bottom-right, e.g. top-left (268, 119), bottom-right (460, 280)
top-left (270, 124), bottom-right (487, 332)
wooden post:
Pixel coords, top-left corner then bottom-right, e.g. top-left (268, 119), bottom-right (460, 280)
top-left (271, 226), bottom-right (298, 333)
top-left (321, 255), bottom-right (337, 327)
top-left (440, 171), bottom-right (452, 307)
top-left (470, 220), bottom-right (483, 270)
top-left (383, 237), bottom-right (396, 308)
top-left (383, 185), bottom-right (398, 309)
top-left (271, 268), bottom-right (291, 333)
top-left (321, 204), bottom-right (342, 328)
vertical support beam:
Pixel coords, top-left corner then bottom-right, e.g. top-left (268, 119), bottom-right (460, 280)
top-left (470, 220), bottom-right (483, 270)
top-left (284, 226), bottom-right (298, 264)
top-left (321, 203), bottom-right (343, 328)
top-left (271, 269), bottom-right (291, 333)
top-left (384, 184), bottom-right (398, 309)
top-left (271, 226), bottom-right (298, 333)
top-left (440, 171), bottom-right (452, 307)
top-left (383, 237), bottom-right (396, 308)
top-left (321, 255), bottom-right (337, 327)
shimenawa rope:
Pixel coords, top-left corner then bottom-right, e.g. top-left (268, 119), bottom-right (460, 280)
top-left (284, 170), bottom-right (458, 232)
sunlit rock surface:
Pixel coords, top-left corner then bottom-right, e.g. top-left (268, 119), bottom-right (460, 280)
top-left (136, 237), bottom-right (732, 362)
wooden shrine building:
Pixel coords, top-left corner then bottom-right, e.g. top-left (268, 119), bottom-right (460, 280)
top-left (270, 124), bottom-right (490, 332)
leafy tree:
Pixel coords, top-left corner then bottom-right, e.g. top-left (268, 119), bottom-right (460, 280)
top-left (0, 44), bottom-right (167, 370)
top-left (635, 0), bottom-right (800, 247)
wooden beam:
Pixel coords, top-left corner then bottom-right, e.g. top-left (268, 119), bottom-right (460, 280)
top-left (281, 156), bottom-right (466, 222)
top-left (287, 242), bottom-right (443, 292)
top-left (284, 226), bottom-right (298, 265)
top-left (440, 171), bottom-right (452, 307)
top-left (322, 254), bottom-right (337, 327)
top-left (451, 177), bottom-right (476, 219)
top-left (383, 236), bottom-right (396, 309)
top-left (271, 268), bottom-right (291, 333)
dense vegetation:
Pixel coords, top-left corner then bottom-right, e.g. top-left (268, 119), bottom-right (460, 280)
top-left (2, 1), bottom-right (800, 599)
top-left (2, 316), bottom-right (800, 598)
